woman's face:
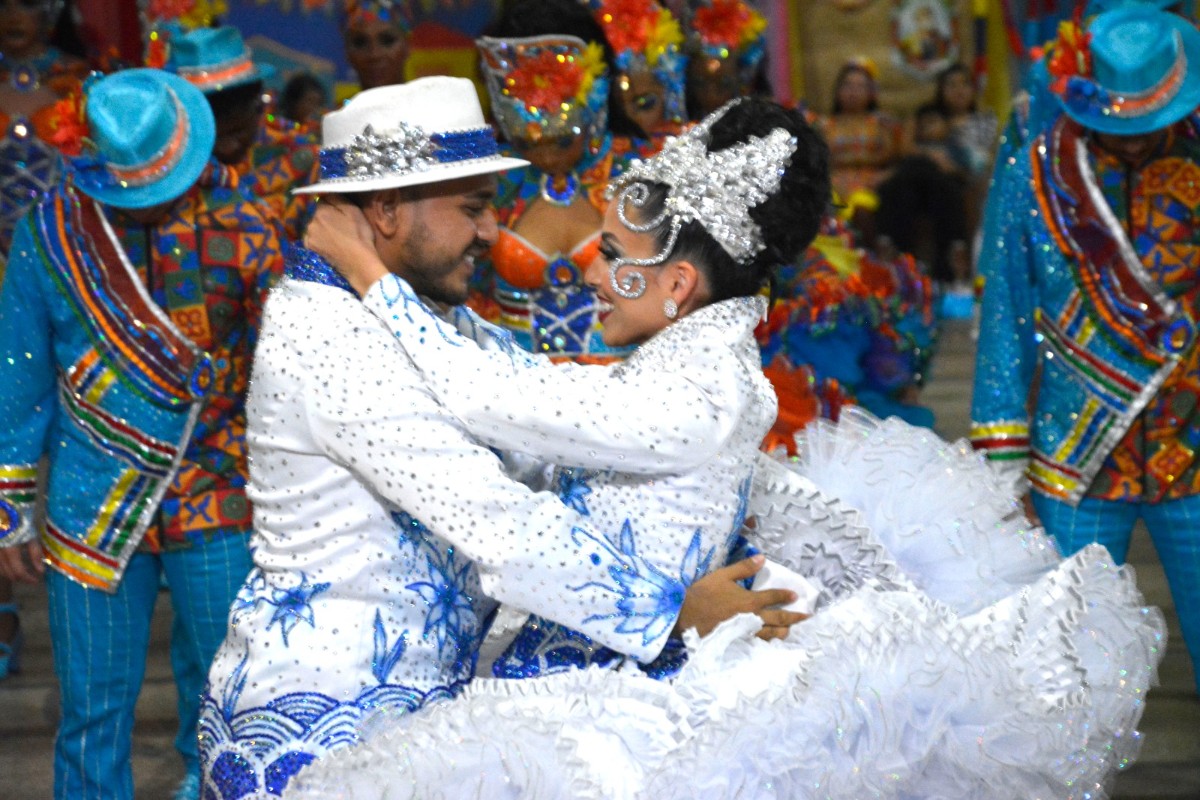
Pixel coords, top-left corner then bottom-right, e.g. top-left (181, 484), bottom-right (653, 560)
top-left (586, 201), bottom-right (676, 348)
top-left (0, 0), bottom-right (49, 60)
top-left (688, 56), bottom-right (739, 119)
top-left (292, 87), bottom-right (325, 124)
top-left (619, 69), bottom-right (667, 134)
top-left (511, 130), bottom-right (587, 177)
top-left (835, 69), bottom-right (873, 114)
top-left (940, 70), bottom-right (974, 115)
top-left (343, 17), bottom-right (409, 89)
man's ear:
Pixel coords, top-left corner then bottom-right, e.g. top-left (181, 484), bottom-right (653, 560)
top-left (362, 188), bottom-right (406, 239)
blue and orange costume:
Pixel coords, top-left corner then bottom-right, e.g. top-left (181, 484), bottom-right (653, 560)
top-left (971, 9), bottom-right (1200, 695)
top-left (0, 158), bottom-right (284, 795)
top-left (474, 34), bottom-right (635, 363)
top-left (758, 216), bottom-right (936, 453)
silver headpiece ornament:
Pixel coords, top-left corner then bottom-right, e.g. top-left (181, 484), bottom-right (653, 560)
top-left (604, 99), bottom-right (798, 299)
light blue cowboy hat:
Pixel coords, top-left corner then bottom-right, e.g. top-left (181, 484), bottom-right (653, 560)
top-left (1085, 0), bottom-right (1192, 16)
top-left (1055, 6), bottom-right (1200, 135)
top-left (166, 26), bottom-right (275, 94)
top-left (69, 68), bottom-right (216, 209)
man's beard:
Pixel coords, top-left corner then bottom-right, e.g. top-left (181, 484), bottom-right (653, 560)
top-left (402, 229), bottom-right (480, 306)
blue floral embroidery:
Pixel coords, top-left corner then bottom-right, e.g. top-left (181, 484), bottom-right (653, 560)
top-left (556, 468), bottom-right (595, 516)
top-left (496, 527), bottom-right (711, 680)
top-left (378, 273), bottom-right (465, 348)
top-left (677, 529), bottom-right (716, 586)
top-left (218, 653), bottom-right (251, 723)
top-left (263, 572), bottom-right (332, 646)
top-left (372, 610), bottom-right (409, 684)
top-left (392, 509), bottom-right (433, 553)
top-left (389, 510), bottom-right (484, 664)
top-left (571, 519), bottom-right (687, 647)
top-left (228, 568), bottom-right (268, 625)
top-left (407, 550), bottom-right (477, 659)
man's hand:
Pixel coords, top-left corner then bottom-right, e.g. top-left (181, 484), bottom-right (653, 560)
top-left (674, 555), bottom-right (809, 642)
top-left (304, 198), bottom-right (386, 295)
top-left (0, 540), bottom-right (45, 584)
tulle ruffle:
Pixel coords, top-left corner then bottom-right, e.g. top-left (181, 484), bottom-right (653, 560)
top-left (283, 408), bottom-right (1165, 799)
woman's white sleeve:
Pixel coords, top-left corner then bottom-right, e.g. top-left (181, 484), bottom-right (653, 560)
top-left (361, 274), bottom-right (740, 474)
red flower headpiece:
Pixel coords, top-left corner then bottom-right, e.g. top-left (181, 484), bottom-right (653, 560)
top-left (691, 0), bottom-right (766, 51)
top-left (503, 44), bottom-right (605, 110)
top-left (1046, 20), bottom-right (1092, 96)
top-left (44, 90), bottom-right (89, 158)
top-left (593, 0), bottom-right (683, 65)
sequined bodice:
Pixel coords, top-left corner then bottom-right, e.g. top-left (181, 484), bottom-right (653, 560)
top-left (495, 300), bottom-right (776, 679)
top-left (488, 226), bottom-right (617, 357)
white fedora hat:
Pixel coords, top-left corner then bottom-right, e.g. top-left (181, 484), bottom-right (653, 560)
top-left (295, 75), bottom-right (528, 195)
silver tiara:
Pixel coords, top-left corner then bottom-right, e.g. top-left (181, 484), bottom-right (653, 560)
top-left (604, 100), bottom-right (797, 299)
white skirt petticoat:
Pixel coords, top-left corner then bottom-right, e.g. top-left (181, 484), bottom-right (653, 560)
top-left (282, 408), bottom-right (1165, 800)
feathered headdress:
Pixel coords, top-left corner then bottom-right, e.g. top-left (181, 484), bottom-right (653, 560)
top-left (587, 0), bottom-right (688, 126)
top-left (685, 0), bottom-right (766, 71)
top-left (478, 34), bottom-right (609, 144)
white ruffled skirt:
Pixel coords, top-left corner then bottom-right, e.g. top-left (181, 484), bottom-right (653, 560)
top-left (283, 408), bottom-right (1165, 800)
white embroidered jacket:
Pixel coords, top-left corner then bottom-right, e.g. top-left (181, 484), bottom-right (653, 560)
top-left (362, 274), bottom-right (778, 677)
top-left (199, 253), bottom-right (698, 794)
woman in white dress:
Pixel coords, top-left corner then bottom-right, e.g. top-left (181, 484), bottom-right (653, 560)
top-left (289, 97), bottom-right (1164, 799)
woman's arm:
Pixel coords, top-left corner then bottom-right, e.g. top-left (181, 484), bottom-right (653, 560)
top-left (365, 272), bottom-right (743, 474)
top-left (306, 202), bottom-right (743, 475)
top-left (303, 320), bottom-right (798, 659)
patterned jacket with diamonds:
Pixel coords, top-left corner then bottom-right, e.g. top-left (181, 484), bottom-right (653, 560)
top-left (0, 166), bottom-right (284, 590)
top-left (970, 114), bottom-right (1200, 504)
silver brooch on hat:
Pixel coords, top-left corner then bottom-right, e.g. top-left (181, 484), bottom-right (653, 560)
top-left (344, 122), bottom-right (436, 180)
top-left (605, 99), bottom-right (797, 299)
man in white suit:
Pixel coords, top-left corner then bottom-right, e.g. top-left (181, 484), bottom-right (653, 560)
top-left (197, 76), bottom-right (801, 798)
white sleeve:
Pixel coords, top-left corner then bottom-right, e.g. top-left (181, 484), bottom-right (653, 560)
top-left (302, 319), bottom-right (682, 664)
top-left (361, 273), bottom-right (741, 474)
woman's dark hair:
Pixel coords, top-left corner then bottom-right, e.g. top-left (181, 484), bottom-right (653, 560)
top-left (281, 73), bottom-right (326, 119)
top-left (484, 0), bottom-right (647, 139)
top-left (831, 63), bottom-right (878, 114)
top-left (933, 63), bottom-right (976, 115)
top-left (630, 98), bottom-right (831, 303)
top-left (914, 102), bottom-right (945, 126)
top-left (48, 0), bottom-right (87, 60)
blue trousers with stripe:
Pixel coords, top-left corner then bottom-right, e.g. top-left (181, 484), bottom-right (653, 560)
top-left (1033, 491), bottom-right (1200, 694)
top-left (45, 534), bottom-right (251, 800)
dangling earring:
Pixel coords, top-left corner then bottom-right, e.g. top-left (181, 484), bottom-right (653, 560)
top-left (663, 298), bottom-right (678, 320)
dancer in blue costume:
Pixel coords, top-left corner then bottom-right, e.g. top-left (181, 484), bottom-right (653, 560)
top-left (972, 6), bottom-right (1200, 696)
top-left (0, 68), bottom-right (285, 800)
